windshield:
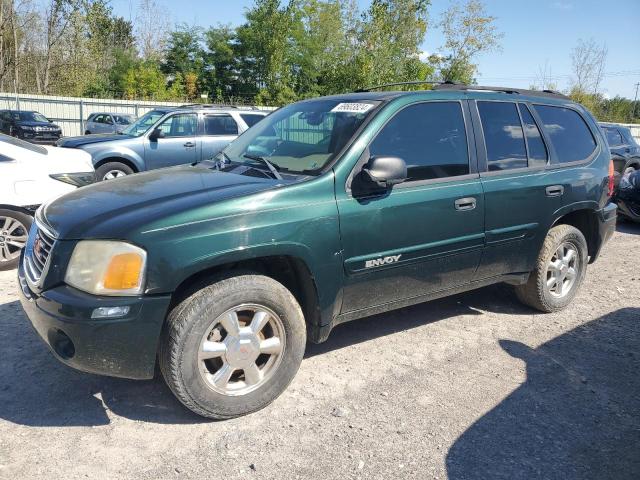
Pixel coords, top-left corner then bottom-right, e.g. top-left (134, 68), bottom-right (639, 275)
top-left (14, 111), bottom-right (49, 123)
top-left (219, 99), bottom-right (380, 174)
top-left (0, 133), bottom-right (48, 154)
top-left (121, 110), bottom-right (166, 136)
top-left (113, 115), bottom-right (134, 125)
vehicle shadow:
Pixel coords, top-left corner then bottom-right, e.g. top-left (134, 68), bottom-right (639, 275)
top-left (446, 307), bottom-right (640, 480)
top-left (0, 299), bottom-right (202, 427)
top-left (616, 220), bottom-right (640, 235)
top-left (0, 283), bottom-right (532, 427)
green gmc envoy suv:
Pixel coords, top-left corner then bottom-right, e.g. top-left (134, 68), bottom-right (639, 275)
top-left (18, 84), bottom-right (617, 419)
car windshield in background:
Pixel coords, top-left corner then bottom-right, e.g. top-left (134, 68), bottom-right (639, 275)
top-left (121, 110), bottom-right (166, 136)
top-left (13, 111), bottom-right (49, 123)
top-left (220, 99), bottom-right (380, 174)
top-left (113, 115), bottom-right (134, 125)
top-left (0, 133), bottom-right (48, 154)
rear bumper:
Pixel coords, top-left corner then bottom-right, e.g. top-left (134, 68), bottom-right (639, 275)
top-left (17, 258), bottom-right (171, 380)
top-left (590, 202), bottom-right (617, 263)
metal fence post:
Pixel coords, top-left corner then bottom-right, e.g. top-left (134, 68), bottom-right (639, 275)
top-left (79, 99), bottom-right (84, 135)
top-left (135, 103), bottom-right (139, 119)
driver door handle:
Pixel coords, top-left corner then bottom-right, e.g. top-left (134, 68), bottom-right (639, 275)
top-left (546, 185), bottom-right (564, 197)
top-left (455, 197), bottom-right (476, 211)
top-left (184, 142), bottom-right (195, 148)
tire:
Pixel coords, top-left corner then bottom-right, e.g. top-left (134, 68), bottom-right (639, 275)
top-left (515, 224), bottom-right (588, 313)
top-left (0, 208), bottom-right (32, 271)
top-left (84, 130), bottom-right (91, 135)
top-left (159, 274), bottom-right (307, 419)
top-left (95, 162), bottom-right (134, 181)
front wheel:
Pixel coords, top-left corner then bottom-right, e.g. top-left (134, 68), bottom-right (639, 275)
top-left (0, 209), bottom-right (32, 271)
top-left (159, 274), bottom-right (307, 419)
top-left (95, 162), bottom-right (134, 181)
top-left (515, 224), bottom-right (588, 312)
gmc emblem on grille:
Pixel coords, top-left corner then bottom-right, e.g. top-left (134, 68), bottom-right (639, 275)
top-left (365, 255), bottom-right (402, 269)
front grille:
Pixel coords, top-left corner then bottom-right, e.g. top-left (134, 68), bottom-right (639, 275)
top-left (24, 225), bottom-right (55, 285)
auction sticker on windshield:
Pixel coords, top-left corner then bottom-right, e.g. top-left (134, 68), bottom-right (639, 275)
top-left (330, 103), bottom-right (374, 113)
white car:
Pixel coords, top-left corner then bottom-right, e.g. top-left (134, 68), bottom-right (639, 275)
top-left (0, 134), bottom-right (94, 270)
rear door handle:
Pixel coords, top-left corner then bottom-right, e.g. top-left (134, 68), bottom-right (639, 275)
top-left (545, 185), bottom-right (564, 197)
top-left (454, 197), bottom-right (476, 211)
top-left (184, 142), bottom-right (196, 148)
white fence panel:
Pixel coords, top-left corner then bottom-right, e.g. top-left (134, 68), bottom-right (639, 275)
top-left (0, 93), bottom-right (272, 137)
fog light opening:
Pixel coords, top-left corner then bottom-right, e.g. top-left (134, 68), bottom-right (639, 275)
top-left (48, 329), bottom-right (75, 360)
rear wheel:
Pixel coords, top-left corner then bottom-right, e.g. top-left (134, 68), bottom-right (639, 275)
top-left (0, 209), bottom-right (32, 271)
top-left (95, 161), bottom-right (134, 181)
top-left (515, 224), bottom-right (588, 312)
top-left (159, 274), bottom-right (306, 419)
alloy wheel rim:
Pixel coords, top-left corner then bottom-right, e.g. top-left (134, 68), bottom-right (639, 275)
top-left (198, 304), bottom-right (286, 396)
top-left (0, 216), bottom-right (28, 263)
top-left (546, 242), bottom-right (579, 298)
top-left (103, 170), bottom-right (126, 180)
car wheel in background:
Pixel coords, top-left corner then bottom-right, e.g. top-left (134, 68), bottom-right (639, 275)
top-left (0, 208), bottom-right (32, 271)
top-left (515, 224), bottom-right (588, 313)
top-left (95, 162), bottom-right (134, 181)
top-left (84, 130), bottom-right (91, 135)
top-left (159, 274), bottom-right (307, 419)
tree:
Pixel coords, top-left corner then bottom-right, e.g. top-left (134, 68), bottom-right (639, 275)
top-left (570, 38), bottom-right (607, 95)
top-left (437, 0), bottom-right (502, 84)
top-left (354, 0), bottom-right (432, 89)
top-left (203, 25), bottom-right (241, 100)
top-left (135, 0), bottom-right (170, 61)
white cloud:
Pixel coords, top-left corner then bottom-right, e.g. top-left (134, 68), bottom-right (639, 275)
top-left (551, 1), bottom-right (574, 10)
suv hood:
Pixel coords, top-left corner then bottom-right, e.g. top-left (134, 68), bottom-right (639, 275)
top-left (41, 166), bottom-right (281, 239)
top-left (58, 133), bottom-right (129, 148)
top-left (18, 121), bottom-right (59, 128)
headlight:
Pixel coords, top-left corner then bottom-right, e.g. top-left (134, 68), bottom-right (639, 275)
top-left (65, 241), bottom-right (147, 296)
top-left (50, 172), bottom-right (96, 187)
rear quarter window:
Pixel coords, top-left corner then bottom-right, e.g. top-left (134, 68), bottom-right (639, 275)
top-left (533, 105), bottom-right (597, 163)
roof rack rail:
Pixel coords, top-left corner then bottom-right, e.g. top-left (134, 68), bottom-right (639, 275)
top-left (355, 81), bottom-right (569, 100)
top-left (178, 104), bottom-right (261, 111)
top-left (432, 83), bottom-right (569, 99)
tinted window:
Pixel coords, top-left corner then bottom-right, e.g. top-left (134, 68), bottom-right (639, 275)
top-left (205, 115), bottom-right (239, 135)
top-left (478, 102), bottom-right (527, 171)
top-left (157, 113), bottom-right (197, 137)
top-left (93, 114), bottom-right (105, 124)
top-left (604, 127), bottom-right (623, 146)
top-left (534, 105), bottom-right (596, 163)
top-left (518, 104), bottom-right (548, 167)
top-left (240, 114), bottom-right (265, 128)
top-left (369, 102), bottom-right (469, 181)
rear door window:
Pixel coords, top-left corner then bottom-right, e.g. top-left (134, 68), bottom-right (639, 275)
top-left (369, 101), bottom-right (470, 181)
top-left (477, 102), bottom-right (527, 171)
top-left (604, 127), bottom-right (623, 146)
top-left (204, 115), bottom-right (239, 135)
top-left (518, 104), bottom-right (548, 167)
top-left (533, 105), bottom-right (596, 163)
top-left (240, 114), bottom-right (266, 128)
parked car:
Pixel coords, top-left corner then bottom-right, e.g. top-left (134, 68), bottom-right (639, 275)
top-left (19, 84), bottom-right (616, 419)
top-left (0, 134), bottom-right (94, 270)
top-left (599, 122), bottom-right (640, 188)
top-left (614, 168), bottom-right (640, 222)
top-left (0, 110), bottom-right (62, 145)
top-left (84, 112), bottom-right (136, 135)
top-left (57, 106), bottom-right (268, 181)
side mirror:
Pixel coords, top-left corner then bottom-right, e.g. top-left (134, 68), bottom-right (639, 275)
top-left (149, 127), bottom-right (165, 141)
top-left (362, 156), bottom-right (407, 189)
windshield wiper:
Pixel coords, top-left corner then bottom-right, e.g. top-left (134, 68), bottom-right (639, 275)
top-left (242, 154), bottom-right (282, 180)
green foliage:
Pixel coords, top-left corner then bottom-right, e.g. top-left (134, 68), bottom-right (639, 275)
top-left (570, 88), bottom-right (640, 123)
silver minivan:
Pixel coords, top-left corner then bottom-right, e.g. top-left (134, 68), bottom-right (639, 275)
top-left (84, 112), bottom-right (136, 134)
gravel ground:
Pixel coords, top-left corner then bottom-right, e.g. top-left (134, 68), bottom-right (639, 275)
top-left (0, 224), bottom-right (638, 480)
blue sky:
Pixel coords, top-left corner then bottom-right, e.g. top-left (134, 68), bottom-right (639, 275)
top-left (111, 0), bottom-right (640, 99)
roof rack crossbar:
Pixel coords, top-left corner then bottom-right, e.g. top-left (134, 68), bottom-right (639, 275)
top-left (355, 81), bottom-right (459, 93)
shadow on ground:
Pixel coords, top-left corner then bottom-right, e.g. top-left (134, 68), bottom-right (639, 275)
top-left (616, 219), bottom-right (640, 235)
top-left (446, 307), bottom-right (640, 480)
top-left (0, 282), bottom-right (530, 427)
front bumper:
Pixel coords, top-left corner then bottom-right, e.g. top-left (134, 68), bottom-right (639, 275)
top-left (17, 258), bottom-right (171, 380)
top-left (18, 132), bottom-right (61, 145)
top-left (590, 202), bottom-right (617, 263)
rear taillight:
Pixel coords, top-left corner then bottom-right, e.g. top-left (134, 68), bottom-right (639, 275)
top-left (608, 160), bottom-right (615, 197)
